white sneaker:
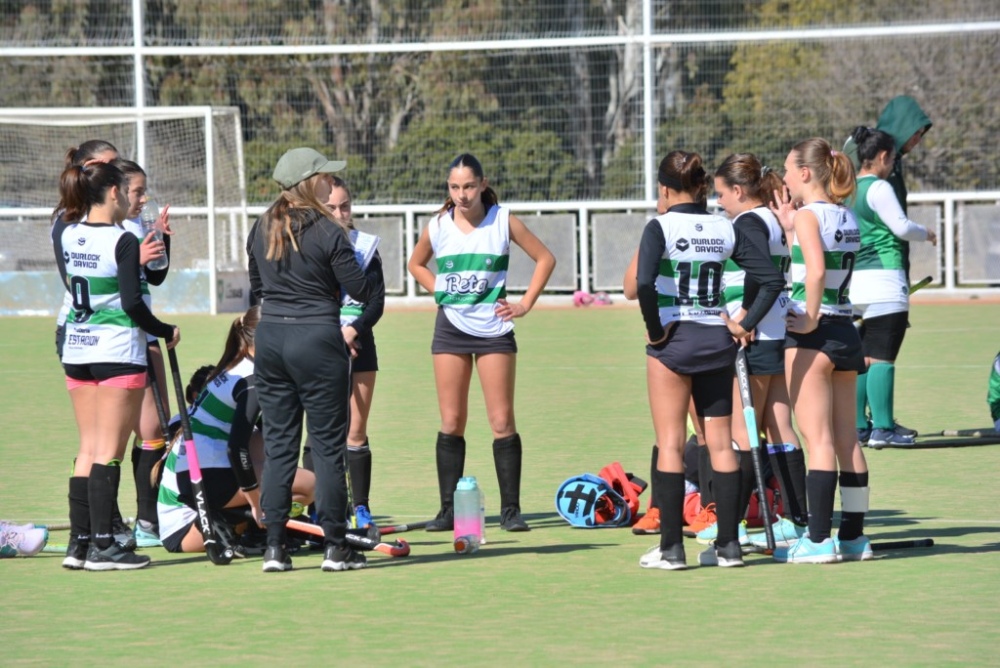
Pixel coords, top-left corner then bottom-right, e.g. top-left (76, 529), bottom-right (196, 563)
top-left (639, 543), bottom-right (687, 570)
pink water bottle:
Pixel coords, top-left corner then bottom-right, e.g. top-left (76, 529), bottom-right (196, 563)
top-left (453, 477), bottom-right (484, 547)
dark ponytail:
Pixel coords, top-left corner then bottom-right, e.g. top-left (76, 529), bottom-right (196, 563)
top-left (438, 153), bottom-right (499, 214)
top-left (58, 161), bottom-right (127, 223)
top-left (715, 153), bottom-right (785, 209)
top-left (658, 150), bottom-right (708, 205)
top-left (850, 126), bottom-right (895, 169)
top-left (205, 305), bottom-right (261, 385)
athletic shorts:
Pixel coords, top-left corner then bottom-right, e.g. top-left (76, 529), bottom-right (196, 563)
top-left (350, 330), bottom-right (379, 374)
top-left (745, 339), bottom-right (785, 376)
top-left (646, 322), bottom-right (735, 417)
top-left (431, 308), bottom-right (517, 355)
top-left (857, 311), bottom-right (908, 361)
top-left (785, 317), bottom-right (865, 373)
top-left (160, 468), bottom-right (240, 553)
top-left (64, 362), bottom-right (148, 390)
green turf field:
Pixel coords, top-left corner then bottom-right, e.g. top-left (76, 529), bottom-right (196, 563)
top-left (2, 303), bottom-right (998, 666)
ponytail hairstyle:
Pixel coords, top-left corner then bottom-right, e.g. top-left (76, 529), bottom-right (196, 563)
top-left (790, 137), bottom-right (856, 204)
top-left (850, 126), bottom-right (895, 171)
top-left (205, 305), bottom-right (261, 385)
top-left (714, 153), bottom-right (785, 209)
top-left (657, 150), bottom-right (708, 206)
top-left (116, 159), bottom-right (146, 182)
top-left (58, 161), bottom-right (128, 223)
top-left (64, 140), bottom-right (119, 169)
top-left (261, 174), bottom-right (341, 261)
top-left (55, 140), bottom-right (119, 219)
top-left (438, 153), bottom-right (500, 214)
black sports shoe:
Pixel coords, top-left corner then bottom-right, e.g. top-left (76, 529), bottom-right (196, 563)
top-left (893, 420), bottom-right (918, 438)
top-left (500, 505), bottom-right (530, 532)
top-left (83, 543), bottom-right (151, 571)
top-left (62, 539), bottom-right (89, 570)
top-left (425, 508), bottom-right (454, 532)
top-left (261, 545), bottom-right (292, 572)
top-left (112, 517), bottom-right (136, 552)
top-left (321, 545), bottom-right (367, 572)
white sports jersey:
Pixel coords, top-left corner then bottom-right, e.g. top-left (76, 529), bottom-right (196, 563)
top-left (651, 210), bottom-right (734, 327)
top-left (722, 207), bottom-right (790, 341)
top-left (789, 202), bottom-right (860, 318)
top-left (428, 204), bottom-right (514, 338)
top-left (60, 222), bottom-right (146, 366)
top-left (157, 357), bottom-right (255, 542)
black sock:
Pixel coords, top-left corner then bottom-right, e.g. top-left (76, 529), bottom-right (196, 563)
top-left (68, 476), bottom-right (90, 544)
top-left (771, 446), bottom-right (809, 526)
top-left (266, 521), bottom-right (288, 548)
top-left (347, 441), bottom-right (372, 508)
top-left (712, 470), bottom-right (741, 545)
top-left (88, 464), bottom-right (115, 549)
top-left (697, 445), bottom-right (714, 507)
top-left (654, 470), bottom-right (685, 549)
top-left (493, 433), bottom-right (522, 509)
top-left (838, 470), bottom-right (869, 541)
top-left (806, 470), bottom-right (838, 542)
top-left (435, 432), bottom-right (466, 513)
top-left (736, 451), bottom-right (755, 522)
top-left (107, 461), bottom-right (125, 530)
top-left (135, 449), bottom-right (162, 525)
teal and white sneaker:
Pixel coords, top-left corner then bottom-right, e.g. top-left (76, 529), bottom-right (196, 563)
top-left (773, 535), bottom-right (840, 564)
top-left (835, 535), bottom-right (874, 562)
top-left (134, 520), bottom-right (162, 549)
top-left (0, 524), bottom-right (47, 558)
top-left (695, 520), bottom-right (751, 552)
top-left (750, 517), bottom-right (807, 550)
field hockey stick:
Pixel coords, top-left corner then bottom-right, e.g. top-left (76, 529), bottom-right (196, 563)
top-left (873, 436), bottom-right (1000, 450)
top-left (934, 428), bottom-right (997, 438)
top-left (377, 520), bottom-right (433, 535)
top-left (871, 538), bottom-right (934, 551)
top-left (166, 347), bottom-right (233, 566)
top-left (735, 347), bottom-right (775, 553)
top-left (28, 517), bottom-right (136, 532)
top-left (855, 275), bottom-right (933, 328)
top-left (286, 519), bottom-right (410, 557)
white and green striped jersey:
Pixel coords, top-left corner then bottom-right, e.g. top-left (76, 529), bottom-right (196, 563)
top-left (428, 204), bottom-right (514, 338)
top-left (722, 207), bottom-right (790, 341)
top-left (340, 293), bottom-right (364, 327)
top-left (789, 202), bottom-right (861, 318)
top-left (652, 210), bottom-right (734, 326)
top-left (60, 222), bottom-right (147, 366)
top-left (157, 357), bottom-right (255, 542)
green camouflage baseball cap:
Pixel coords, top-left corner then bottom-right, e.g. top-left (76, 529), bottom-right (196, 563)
top-left (272, 147), bottom-right (346, 189)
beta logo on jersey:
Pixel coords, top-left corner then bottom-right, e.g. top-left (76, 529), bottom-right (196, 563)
top-left (695, 223), bottom-right (703, 232)
top-left (443, 273), bottom-right (489, 295)
top-left (445, 260), bottom-right (455, 270)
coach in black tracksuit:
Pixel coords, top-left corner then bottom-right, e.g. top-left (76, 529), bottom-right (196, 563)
top-left (247, 147), bottom-right (383, 573)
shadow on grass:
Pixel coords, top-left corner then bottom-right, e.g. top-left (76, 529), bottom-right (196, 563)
top-left (362, 540), bottom-right (618, 568)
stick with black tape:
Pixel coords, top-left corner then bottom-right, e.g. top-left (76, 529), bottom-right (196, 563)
top-left (735, 347), bottom-right (775, 554)
top-left (166, 347), bottom-right (233, 565)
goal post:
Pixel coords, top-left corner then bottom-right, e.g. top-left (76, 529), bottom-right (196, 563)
top-left (0, 106), bottom-right (248, 315)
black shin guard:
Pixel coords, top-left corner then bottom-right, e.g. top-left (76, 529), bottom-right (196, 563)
top-left (838, 470), bottom-right (869, 542)
top-left (736, 451), bottom-right (755, 522)
top-left (493, 433), bottom-right (522, 510)
top-left (68, 476), bottom-right (90, 544)
top-left (347, 441), bottom-right (372, 508)
top-left (435, 432), bottom-right (466, 513)
top-left (712, 470), bottom-right (741, 546)
top-left (88, 464), bottom-right (116, 549)
top-left (134, 448), bottom-right (161, 524)
top-left (654, 470), bottom-right (685, 549)
top-left (806, 470), bottom-right (838, 542)
top-left (697, 445), bottom-right (714, 507)
top-left (771, 446), bottom-right (809, 525)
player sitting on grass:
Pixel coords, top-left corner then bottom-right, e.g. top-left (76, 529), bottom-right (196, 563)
top-left (157, 305), bottom-right (315, 554)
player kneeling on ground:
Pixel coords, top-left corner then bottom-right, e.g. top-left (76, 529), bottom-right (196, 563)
top-left (157, 306), bottom-right (315, 554)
